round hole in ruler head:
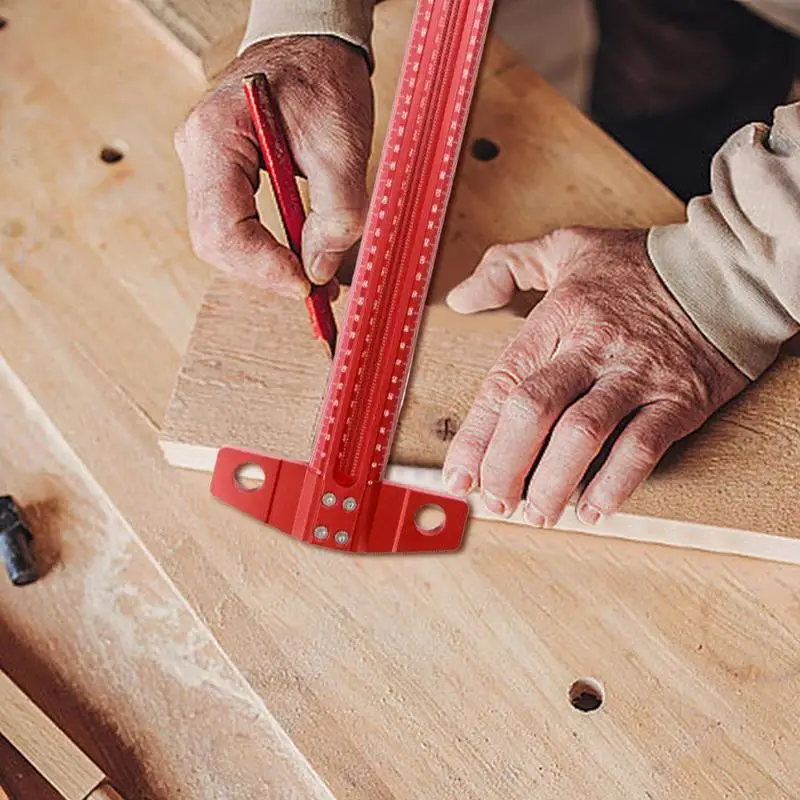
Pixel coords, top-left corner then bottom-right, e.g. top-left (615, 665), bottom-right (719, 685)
top-left (569, 678), bottom-right (604, 712)
top-left (415, 504), bottom-right (446, 536)
top-left (470, 138), bottom-right (500, 162)
top-left (234, 462), bottom-right (266, 492)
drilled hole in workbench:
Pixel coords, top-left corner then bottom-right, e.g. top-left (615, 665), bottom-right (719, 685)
top-left (99, 145), bottom-right (125, 164)
top-left (234, 463), bottom-right (266, 492)
top-left (569, 678), bottom-right (604, 712)
top-left (471, 138), bottom-right (500, 162)
top-left (415, 504), bottom-right (446, 535)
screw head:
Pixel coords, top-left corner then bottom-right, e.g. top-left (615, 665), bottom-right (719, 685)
top-left (313, 526), bottom-right (329, 541)
top-left (343, 497), bottom-right (358, 512)
top-left (322, 492), bottom-right (337, 507)
top-left (334, 531), bottom-right (350, 546)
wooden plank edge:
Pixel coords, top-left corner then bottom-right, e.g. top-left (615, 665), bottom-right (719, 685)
top-left (202, 24), bottom-right (245, 81)
top-left (159, 440), bottom-right (800, 566)
top-left (114, 0), bottom-right (206, 82)
top-left (0, 670), bottom-right (106, 800)
top-left (86, 784), bottom-right (126, 800)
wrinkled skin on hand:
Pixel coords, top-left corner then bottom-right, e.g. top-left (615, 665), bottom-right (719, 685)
top-left (443, 227), bottom-right (749, 527)
top-left (174, 36), bottom-right (374, 298)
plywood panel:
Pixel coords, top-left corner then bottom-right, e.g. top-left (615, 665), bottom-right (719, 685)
top-left (4, 0), bottom-right (800, 798)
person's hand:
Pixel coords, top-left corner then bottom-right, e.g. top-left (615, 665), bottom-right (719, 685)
top-left (442, 227), bottom-right (749, 527)
top-left (174, 36), bottom-right (374, 298)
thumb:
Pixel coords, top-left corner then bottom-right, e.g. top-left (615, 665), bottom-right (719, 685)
top-left (302, 161), bottom-right (369, 285)
top-left (446, 228), bottom-right (587, 315)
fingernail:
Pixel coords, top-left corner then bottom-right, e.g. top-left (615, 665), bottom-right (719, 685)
top-left (445, 286), bottom-right (471, 314)
top-left (443, 467), bottom-right (474, 496)
top-left (483, 491), bottom-right (510, 518)
top-left (523, 503), bottom-right (546, 528)
top-left (577, 502), bottom-right (601, 526)
top-left (309, 252), bottom-right (338, 285)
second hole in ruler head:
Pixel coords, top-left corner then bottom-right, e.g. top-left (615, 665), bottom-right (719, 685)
top-left (415, 504), bottom-right (446, 535)
top-left (234, 462), bottom-right (266, 492)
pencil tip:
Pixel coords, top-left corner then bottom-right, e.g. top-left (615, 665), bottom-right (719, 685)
top-left (325, 332), bottom-right (337, 360)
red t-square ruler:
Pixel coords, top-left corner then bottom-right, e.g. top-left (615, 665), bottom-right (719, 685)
top-left (211, 0), bottom-right (495, 553)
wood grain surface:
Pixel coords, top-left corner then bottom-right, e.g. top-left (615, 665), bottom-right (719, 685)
top-left (0, 670), bottom-right (104, 800)
top-left (160, 0), bottom-right (800, 556)
top-left (0, 368), bottom-right (330, 799)
top-left (3, 0), bottom-right (800, 798)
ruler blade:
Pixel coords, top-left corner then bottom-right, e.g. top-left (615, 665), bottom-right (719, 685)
top-left (311, 0), bottom-right (495, 489)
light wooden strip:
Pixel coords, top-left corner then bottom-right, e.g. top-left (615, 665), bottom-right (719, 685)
top-left (162, 446), bottom-right (800, 565)
top-left (0, 670), bottom-right (104, 800)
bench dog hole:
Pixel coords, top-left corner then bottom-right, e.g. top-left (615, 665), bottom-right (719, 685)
top-left (234, 463), bottom-right (266, 492)
top-left (471, 137), bottom-right (500, 161)
top-left (569, 677), bottom-right (604, 712)
top-left (99, 144), bottom-right (126, 164)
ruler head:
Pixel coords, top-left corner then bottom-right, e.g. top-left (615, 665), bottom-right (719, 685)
top-left (212, 0), bottom-right (495, 554)
top-left (211, 447), bottom-right (469, 553)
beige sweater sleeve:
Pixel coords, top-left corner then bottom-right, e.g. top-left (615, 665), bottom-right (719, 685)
top-left (240, 0), bottom-right (376, 68)
top-left (648, 102), bottom-right (800, 380)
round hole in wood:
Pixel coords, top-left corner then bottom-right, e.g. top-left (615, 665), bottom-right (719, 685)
top-left (569, 678), bottom-right (604, 712)
top-left (99, 145), bottom-right (126, 164)
top-left (415, 504), bottom-right (446, 535)
top-left (471, 137), bottom-right (500, 161)
top-left (234, 462), bottom-right (266, 492)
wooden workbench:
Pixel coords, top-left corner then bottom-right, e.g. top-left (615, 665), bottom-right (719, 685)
top-left (2, 0), bottom-right (800, 797)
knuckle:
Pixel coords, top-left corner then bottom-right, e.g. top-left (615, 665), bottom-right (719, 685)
top-left (543, 225), bottom-right (592, 255)
top-left (482, 369), bottom-right (520, 409)
top-left (483, 242), bottom-right (511, 263)
top-left (623, 431), bottom-right (667, 466)
top-left (562, 409), bottom-right (607, 443)
top-left (179, 100), bottom-right (226, 148)
top-left (191, 234), bottom-right (223, 265)
top-left (505, 384), bottom-right (551, 424)
top-left (190, 223), bottom-right (230, 265)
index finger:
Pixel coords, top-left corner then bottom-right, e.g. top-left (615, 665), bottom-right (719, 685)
top-left (177, 118), bottom-right (310, 298)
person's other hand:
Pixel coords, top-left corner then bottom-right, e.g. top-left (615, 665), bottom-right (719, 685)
top-left (174, 36), bottom-right (374, 298)
top-left (442, 228), bottom-right (749, 527)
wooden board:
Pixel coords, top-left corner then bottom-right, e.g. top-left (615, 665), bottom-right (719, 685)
top-left (5, 0), bottom-right (800, 797)
top-left (0, 734), bottom-right (63, 800)
top-left (159, 0), bottom-right (800, 559)
top-left (0, 669), bottom-right (105, 799)
top-left (0, 668), bottom-right (125, 799)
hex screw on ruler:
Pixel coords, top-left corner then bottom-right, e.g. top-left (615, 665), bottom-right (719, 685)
top-left (211, 0), bottom-right (495, 553)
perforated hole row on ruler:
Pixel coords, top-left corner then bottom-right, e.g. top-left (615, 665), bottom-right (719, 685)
top-left (310, 0), bottom-right (494, 492)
